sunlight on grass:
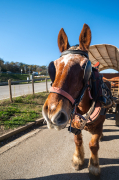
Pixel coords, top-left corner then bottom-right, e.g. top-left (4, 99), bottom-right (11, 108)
top-left (0, 92), bottom-right (49, 130)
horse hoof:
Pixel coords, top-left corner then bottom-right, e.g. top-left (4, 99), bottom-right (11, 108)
top-left (72, 161), bottom-right (82, 171)
top-left (72, 154), bottom-right (84, 171)
top-left (88, 164), bottom-right (100, 176)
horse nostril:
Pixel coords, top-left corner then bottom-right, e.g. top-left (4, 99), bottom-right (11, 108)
top-left (57, 112), bottom-right (67, 125)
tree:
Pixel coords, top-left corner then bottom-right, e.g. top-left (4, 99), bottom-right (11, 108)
top-left (0, 58), bottom-right (4, 66)
top-left (0, 58), bottom-right (49, 74)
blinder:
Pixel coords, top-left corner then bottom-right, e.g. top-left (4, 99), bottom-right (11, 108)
top-left (48, 61), bottom-right (56, 83)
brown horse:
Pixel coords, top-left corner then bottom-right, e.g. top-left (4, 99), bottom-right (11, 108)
top-left (42, 24), bottom-right (111, 176)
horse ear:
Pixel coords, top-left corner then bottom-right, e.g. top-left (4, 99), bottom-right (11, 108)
top-left (79, 24), bottom-right (91, 51)
top-left (58, 28), bottom-right (70, 52)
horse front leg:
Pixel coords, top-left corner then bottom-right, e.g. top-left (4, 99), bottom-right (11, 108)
top-left (88, 133), bottom-right (101, 176)
top-left (72, 133), bottom-right (84, 170)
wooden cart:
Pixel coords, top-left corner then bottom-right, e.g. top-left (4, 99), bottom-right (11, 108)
top-left (109, 78), bottom-right (119, 126)
top-left (89, 44), bottom-right (119, 126)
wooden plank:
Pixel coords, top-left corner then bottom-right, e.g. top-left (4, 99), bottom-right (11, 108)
top-left (95, 45), bottom-right (108, 66)
top-left (106, 79), bottom-right (119, 82)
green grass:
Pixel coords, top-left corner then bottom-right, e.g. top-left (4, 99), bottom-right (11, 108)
top-left (0, 92), bottom-right (49, 130)
top-left (0, 73), bottom-right (29, 82)
top-left (0, 73), bottom-right (50, 83)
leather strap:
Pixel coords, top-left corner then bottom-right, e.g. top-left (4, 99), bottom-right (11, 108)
top-left (49, 87), bottom-right (75, 105)
top-left (68, 126), bottom-right (81, 135)
top-left (60, 50), bottom-right (89, 59)
top-left (50, 86), bottom-right (93, 106)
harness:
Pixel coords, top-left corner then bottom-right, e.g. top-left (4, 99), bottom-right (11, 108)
top-left (48, 47), bottom-right (112, 135)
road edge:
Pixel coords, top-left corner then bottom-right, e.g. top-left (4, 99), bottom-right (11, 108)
top-left (0, 118), bottom-right (44, 142)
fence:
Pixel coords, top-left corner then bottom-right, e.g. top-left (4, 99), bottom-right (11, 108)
top-left (1, 78), bottom-right (50, 102)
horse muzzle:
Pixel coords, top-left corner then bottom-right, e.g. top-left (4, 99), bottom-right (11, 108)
top-left (51, 110), bottom-right (68, 126)
top-left (42, 103), bottom-right (70, 130)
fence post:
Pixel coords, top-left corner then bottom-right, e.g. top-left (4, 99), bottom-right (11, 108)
top-left (46, 78), bottom-right (48, 92)
top-left (8, 79), bottom-right (12, 102)
top-left (32, 79), bottom-right (34, 95)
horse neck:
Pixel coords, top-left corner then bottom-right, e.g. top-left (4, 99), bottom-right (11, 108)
top-left (77, 89), bottom-right (91, 114)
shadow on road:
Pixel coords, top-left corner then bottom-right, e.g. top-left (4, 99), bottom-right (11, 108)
top-left (9, 158), bottom-right (119, 180)
top-left (101, 134), bottom-right (119, 141)
top-left (106, 113), bottom-right (115, 120)
top-left (9, 167), bottom-right (119, 180)
top-left (103, 128), bottom-right (119, 132)
top-left (9, 173), bottom-right (97, 180)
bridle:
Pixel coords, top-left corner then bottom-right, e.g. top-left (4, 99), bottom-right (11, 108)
top-left (49, 48), bottom-right (94, 135)
top-left (50, 48), bottom-right (92, 105)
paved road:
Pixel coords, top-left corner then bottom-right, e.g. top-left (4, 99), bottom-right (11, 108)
top-left (0, 81), bottom-right (51, 100)
top-left (0, 113), bottom-right (119, 180)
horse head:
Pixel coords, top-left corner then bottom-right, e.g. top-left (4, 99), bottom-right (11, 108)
top-left (42, 24), bottom-right (92, 130)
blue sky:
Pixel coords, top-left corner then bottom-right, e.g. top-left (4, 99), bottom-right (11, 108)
top-left (0, 0), bottom-right (119, 73)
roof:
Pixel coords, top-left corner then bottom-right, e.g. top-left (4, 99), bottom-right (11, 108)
top-left (89, 44), bottom-right (119, 72)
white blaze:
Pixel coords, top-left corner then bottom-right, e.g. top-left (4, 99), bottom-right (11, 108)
top-left (61, 54), bottom-right (73, 66)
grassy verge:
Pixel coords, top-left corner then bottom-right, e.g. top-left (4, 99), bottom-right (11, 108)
top-left (0, 73), bottom-right (49, 83)
top-left (0, 92), bottom-right (49, 131)
top-left (0, 73), bottom-right (29, 82)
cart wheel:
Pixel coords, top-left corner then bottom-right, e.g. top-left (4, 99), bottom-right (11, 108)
top-left (116, 104), bottom-right (119, 126)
